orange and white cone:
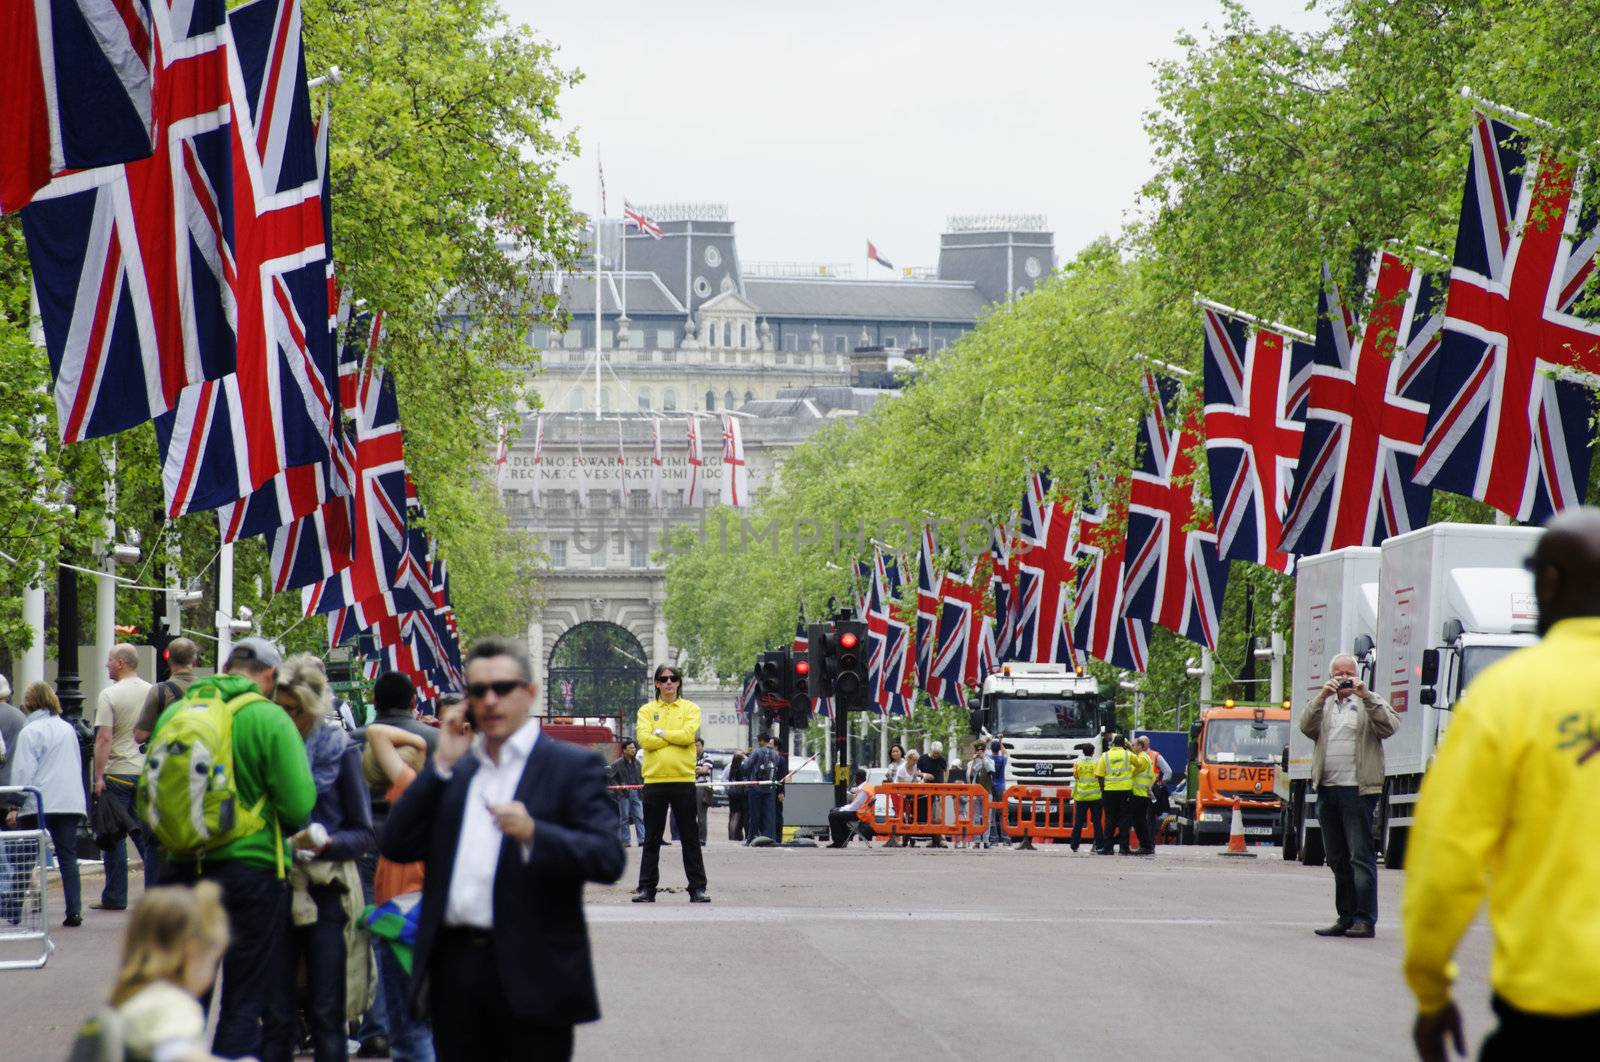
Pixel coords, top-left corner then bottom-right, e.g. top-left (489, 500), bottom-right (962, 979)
top-left (1219, 800), bottom-right (1256, 859)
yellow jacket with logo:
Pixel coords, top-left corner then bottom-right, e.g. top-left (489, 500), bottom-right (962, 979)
top-left (1402, 617), bottom-right (1600, 1016)
top-left (1096, 747), bottom-right (1134, 791)
top-left (1072, 758), bottom-right (1101, 800)
top-left (636, 697), bottom-right (701, 784)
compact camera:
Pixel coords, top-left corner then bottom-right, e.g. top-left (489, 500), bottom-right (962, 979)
top-left (1337, 678), bottom-right (1355, 691)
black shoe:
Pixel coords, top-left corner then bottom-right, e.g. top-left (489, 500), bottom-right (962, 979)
top-left (631, 889), bottom-right (656, 903)
top-left (1094, 847), bottom-right (1115, 855)
top-left (89, 902), bottom-right (126, 912)
top-left (1345, 921), bottom-right (1375, 939)
top-left (62, 915), bottom-right (82, 928)
top-left (929, 838), bottom-right (946, 848)
top-left (356, 1036), bottom-right (390, 1058)
top-left (688, 888), bottom-right (711, 904)
top-left (1313, 921), bottom-right (1352, 937)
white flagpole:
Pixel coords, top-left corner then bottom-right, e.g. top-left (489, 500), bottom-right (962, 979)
top-left (217, 543), bottom-right (235, 666)
top-left (20, 284), bottom-right (47, 689)
top-left (594, 149), bottom-right (603, 421)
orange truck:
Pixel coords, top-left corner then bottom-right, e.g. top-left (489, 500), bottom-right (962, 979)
top-left (1176, 701), bottom-right (1290, 845)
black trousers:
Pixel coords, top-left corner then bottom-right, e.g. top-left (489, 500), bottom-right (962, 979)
top-left (430, 929), bottom-right (573, 1061)
top-left (1069, 799), bottom-right (1103, 851)
top-left (637, 782), bottom-right (707, 891)
top-left (1127, 792), bottom-right (1152, 851)
top-left (1480, 995), bottom-right (1600, 1060)
top-left (1101, 791), bottom-right (1133, 852)
top-left (827, 809), bottom-right (869, 846)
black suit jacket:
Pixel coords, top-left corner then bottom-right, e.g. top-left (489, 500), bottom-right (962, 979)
top-left (379, 732), bottom-right (625, 1026)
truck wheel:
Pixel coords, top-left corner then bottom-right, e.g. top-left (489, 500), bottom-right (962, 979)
top-left (1280, 804), bottom-right (1299, 861)
top-left (1179, 821), bottom-right (1194, 845)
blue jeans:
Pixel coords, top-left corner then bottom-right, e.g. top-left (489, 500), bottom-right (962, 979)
top-left (354, 850), bottom-right (387, 1047)
top-left (617, 791), bottom-right (645, 845)
top-left (378, 938), bottom-right (434, 1062)
top-left (100, 773), bottom-right (148, 907)
top-left (9, 814), bottom-right (82, 922)
top-left (263, 883), bottom-right (347, 1062)
top-left (1317, 786), bottom-right (1379, 925)
top-left (746, 789), bottom-right (776, 843)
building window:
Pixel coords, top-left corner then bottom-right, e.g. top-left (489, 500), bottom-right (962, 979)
top-left (663, 389), bottom-right (678, 411)
top-left (562, 329), bottom-right (583, 350)
top-left (744, 390), bottom-right (755, 404)
top-left (656, 329), bottom-right (676, 350)
top-left (834, 335), bottom-right (847, 353)
top-left (785, 333), bottom-right (798, 352)
top-left (549, 491), bottom-right (571, 512)
top-left (549, 540), bottom-right (567, 567)
top-left (935, 337), bottom-right (947, 351)
top-left (628, 328), bottom-right (645, 349)
top-left (740, 323), bottom-right (750, 348)
top-left (529, 328), bottom-right (547, 349)
top-left (724, 389), bottom-right (736, 409)
top-left (705, 490), bottom-right (720, 507)
top-left (629, 540), bottom-right (648, 568)
top-left (589, 543), bottom-right (607, 569)
top-left (566, 390), bottom-right (584, 412)
top-left (705, 390), bottom-right (716, 411)
top-left (637, 393), bottom-right (651, 411)
top-left (707, 321), bottom-right (720, 348)
top-left (629, 489), bottom-right (650, 511)
top-left (884, 334), bottom-right (897, 349)
top-left (600, 387), bottom-right (612, 410)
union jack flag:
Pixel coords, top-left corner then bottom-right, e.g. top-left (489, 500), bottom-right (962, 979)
top-left (1414, 111), bottom-right (1600, 523)
top-left (21, 0), bottom-right (233, 443)
top-left (1, 0), bottom-right (155, 213)
top-left (1071, 496), bottom-right (1148, 672)
top-left (930, 554), bottom-right (989, 705)
top-left (1279, 253), bottom-right (1439, 553)
top-left (151, 0), bottom-right (331, 517)
top-left (737, 674), bottom-right (757, 724)
top-left (1200, 308), bottom-right (1314, 572)
top-left (863, 551), bottom-right (890, 716)
top-left (1011, 469), bottom-right (1080, 667)
top-left (988, 525), bottom-right (1020, 662)
top-left (623, 200), bottom-right (662, 239)
top-left (1122, 371), bottom-right (1229, 651)
top-left (914, 526), bottom-right (942, 696)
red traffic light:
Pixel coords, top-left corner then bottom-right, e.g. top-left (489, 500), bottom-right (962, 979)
top-left (839, 631), bottom-right (858, 649)
top-left (794, 660), bottom-right (810, 675)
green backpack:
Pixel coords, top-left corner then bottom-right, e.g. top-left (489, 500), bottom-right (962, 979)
top-left (137, 679), bottom-right (269, 858)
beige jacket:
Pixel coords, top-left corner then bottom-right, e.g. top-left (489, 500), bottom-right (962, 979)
top-left (1299, 688), bottom-right (1400, 796)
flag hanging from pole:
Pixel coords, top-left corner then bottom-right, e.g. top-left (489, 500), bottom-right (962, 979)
top-left (624, 200), bottom-right (662, 239)
top-left (530, 412), bottom-right (544, 507)
top-left (650, 418), bottom-right (663, 509)
top-left (721, 413), bottom-right (748, 508)
top-left (685, 415), bottom-right (703, 508)
top-left (575, 435), bottom-right (590, 509)
top-left (866, 240), bottom-right (894, 271)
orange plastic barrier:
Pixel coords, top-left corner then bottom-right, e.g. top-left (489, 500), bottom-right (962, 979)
top-left (1000, 786), bottom-right (1162, 850)
top-left (857, 783), bottom-right (990, 841)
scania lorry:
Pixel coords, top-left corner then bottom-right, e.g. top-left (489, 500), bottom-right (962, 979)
top-left (967, 662), bottom-right (1116, 796)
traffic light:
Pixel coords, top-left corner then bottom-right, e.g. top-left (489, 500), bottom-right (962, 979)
top-left (787, 653), bottom-right (812, 728)
top-left (811, 619), bottom-right (868, 712)
top-left (756, 650), bottom-right (788, 728)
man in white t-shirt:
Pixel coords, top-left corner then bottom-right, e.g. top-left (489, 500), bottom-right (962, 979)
top-left (92, 644), bottom-right (153, 910)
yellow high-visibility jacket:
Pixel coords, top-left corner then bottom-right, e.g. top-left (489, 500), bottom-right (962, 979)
top-left (636, 697), bottom-right (701, 784)
top-left (1072, 758), bottom-right (1101, 801)
top-left (1402, 617), bottom-right (1600, 1016)
top-left (1097, 747), bottom-right (1134, 791)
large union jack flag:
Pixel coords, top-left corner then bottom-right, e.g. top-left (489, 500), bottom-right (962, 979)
top-left (152, 0), bottom-right (331, 517)
top-left (930, 554), bottom-right (989, 705)
top-left (1414, 111), bottom-right (1600, 523)
top-left (21, 0), bottom-right (233, 443)
top-left (1011, 469), bottom-right (1080, 667)
top-left (1122, 371), bottom-right (1230, 651)
top-left (1071, 495), bottom-right (1148, 672)
top-left (914, 526), bottom-right (942, 696)
top-left (2, 0), bottom-right (156, 214)
top-left (1200, 308), bottom-right (1314, 572)
top-left (1280, 253), bottom-right (1440, 553)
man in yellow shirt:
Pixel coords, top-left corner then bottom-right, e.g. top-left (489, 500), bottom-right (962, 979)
top-left (632, 665), bottom-right (709, 904)
top-left (1404, 510), bottom-right (1600, 1059)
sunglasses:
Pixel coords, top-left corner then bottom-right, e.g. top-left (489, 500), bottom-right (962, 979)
top-left (655, 675), bottom-right (681, 684)
top-left (466, 679), bottom-right (525, 699)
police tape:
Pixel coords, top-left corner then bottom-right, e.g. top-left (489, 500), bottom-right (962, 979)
top-left (606, 779), bottom-right (784, 791)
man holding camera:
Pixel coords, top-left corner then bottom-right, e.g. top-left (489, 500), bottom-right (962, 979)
top-left (1299, 654), bottom-right (1399, 939)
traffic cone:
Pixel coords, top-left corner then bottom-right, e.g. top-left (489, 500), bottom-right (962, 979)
top-left (1219, 800), bottom-right (1257, 859)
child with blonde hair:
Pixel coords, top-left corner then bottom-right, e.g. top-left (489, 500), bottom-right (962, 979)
top-left (71, 882), bottom-right (230, 1061)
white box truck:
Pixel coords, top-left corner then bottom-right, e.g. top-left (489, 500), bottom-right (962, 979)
top-left (1372, 523), bottom-right (1539, 868)
top-left (1284, 525), bottom-right (1540, 869)
top-left (1280, 546), bottom-right (1381, 863)
top-left (968, 662), bottom-right (1116, 796)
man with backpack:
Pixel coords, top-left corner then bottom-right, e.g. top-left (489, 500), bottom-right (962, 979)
top-left (140, 637), bottom-right (316, 1060)
top-left (133, 638), bottom-right (199, 744)
top-left (743, 735), bottom-right (781, 845)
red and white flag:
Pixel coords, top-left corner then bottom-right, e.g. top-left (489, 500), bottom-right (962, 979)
top-left (575, 434), bottom-right (589, 509)
top-left (686, 415), bottom-right (703, 508)
top-left (650, 418), bottom-right (663, 509)
top-left (494, 420), bottom-right (509, 489)
top-left (721, 413), bottom-right (748, 508)
top-left (530, 412), bottom-right (544, 507)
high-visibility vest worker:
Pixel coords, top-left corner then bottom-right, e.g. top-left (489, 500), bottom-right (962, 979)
top-left (1131, 750), bottom-right (1154, 798)
top-left (1097, 746), bottom-right (1135, 791)
top-left (1072, 758), bottom-right (1101, 801)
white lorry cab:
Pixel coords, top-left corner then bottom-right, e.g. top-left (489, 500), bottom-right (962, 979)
top-left (967, 662), bottom-right (1115, 796)
top-left (1283, 524), bottom-right (1540, 869)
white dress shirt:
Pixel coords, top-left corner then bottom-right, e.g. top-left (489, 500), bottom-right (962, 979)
top-left (440, 718), bottom-right (540, 929)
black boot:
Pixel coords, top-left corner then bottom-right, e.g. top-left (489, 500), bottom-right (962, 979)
top-left (631, 888), bottom-right (657, 903)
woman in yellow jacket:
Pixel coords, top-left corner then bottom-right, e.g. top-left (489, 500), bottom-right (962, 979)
top-left (631, 665), bottom-right (709, 904)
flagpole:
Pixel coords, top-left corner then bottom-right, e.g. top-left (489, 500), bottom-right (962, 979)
top-left (216, 543), bottom-right (235, 667)
top-left (20, 285), bottom-right (47, 689)
top-left (594, 150), bottom-right (603, 421)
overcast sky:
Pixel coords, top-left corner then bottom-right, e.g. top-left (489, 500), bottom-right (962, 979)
top-left (500, 1), bottom-right (1329, 272)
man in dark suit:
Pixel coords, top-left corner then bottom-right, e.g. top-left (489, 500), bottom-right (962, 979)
top-left (381, 637), bottom-right (625, 1061)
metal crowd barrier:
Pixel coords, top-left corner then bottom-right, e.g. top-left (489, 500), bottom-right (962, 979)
top-left (856, 783), bottom-right (990, 842)
top-left (0, 786), bottom-right (56, 970)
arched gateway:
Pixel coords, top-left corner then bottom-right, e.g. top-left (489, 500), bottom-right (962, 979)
top-left (545, 621), bottom-right (649, 726)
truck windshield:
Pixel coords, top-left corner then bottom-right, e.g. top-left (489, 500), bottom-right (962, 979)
top-left (1204, 719), bottom-right (1289, 764)
top-left (993, 696), bottom-right (1101, 739)
top-left (1458, 645), bottom-right (1517, 695)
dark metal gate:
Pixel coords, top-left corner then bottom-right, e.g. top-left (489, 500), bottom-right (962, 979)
top-left (546, 621), bottom-right (649, 729)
